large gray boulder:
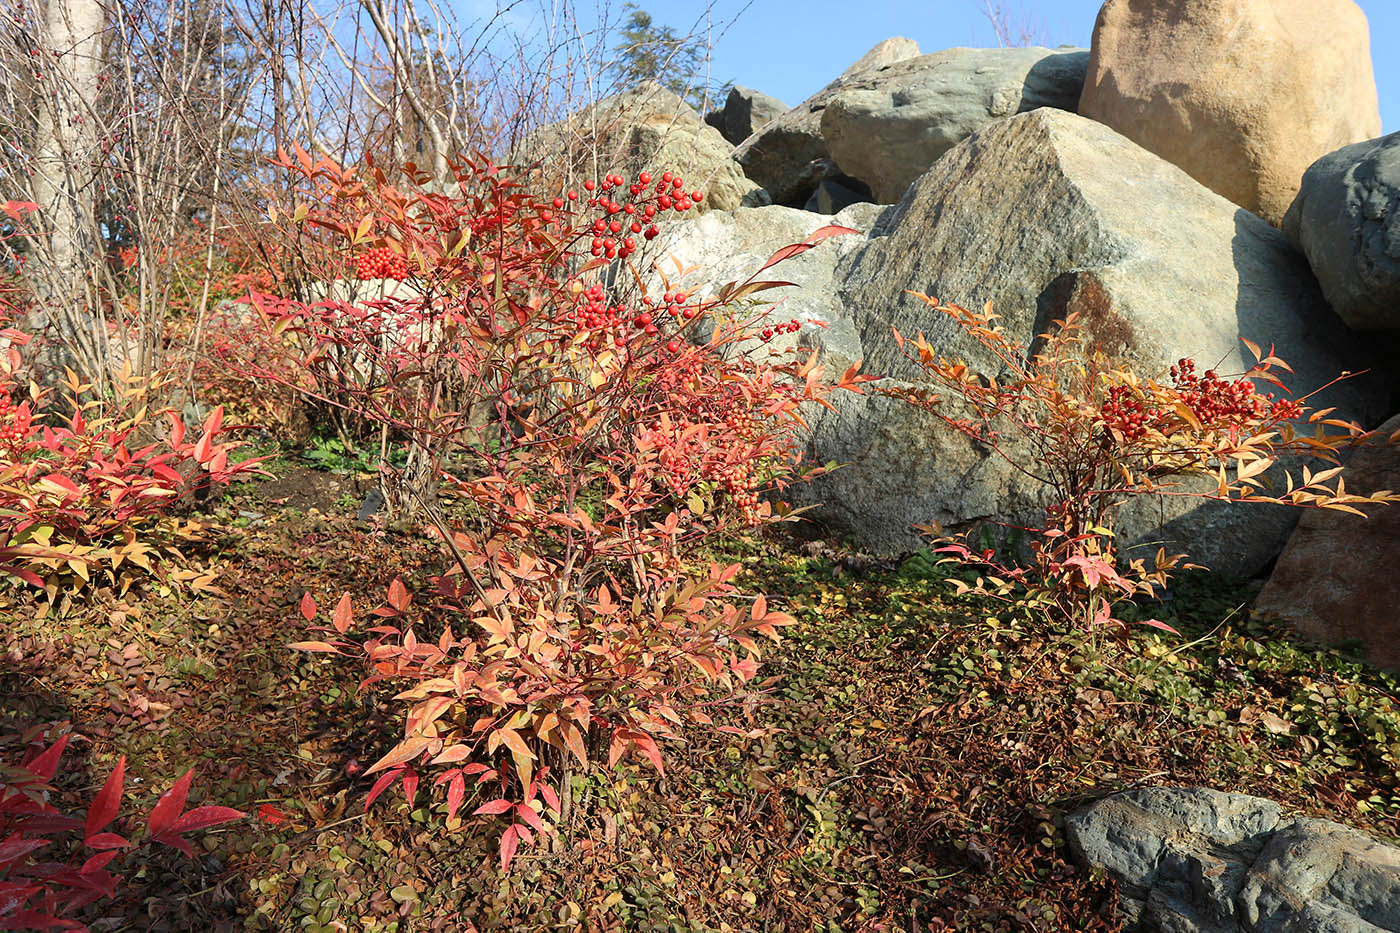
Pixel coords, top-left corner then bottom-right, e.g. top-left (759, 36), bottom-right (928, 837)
top-left (821, 46), bottom-right (1088, 203)
top-left (798, 108), bottom-right (1392, 576)
top-left (1283, 133), bottom-right (1400, 332)
top-left (516, 82), bottom-right (764, 213)
top-left (705, 86), bottom-right (788, 147)
top-left (1067, 787), bottom-right (1400, 932)
top-left (649, 202), bottom-right (885, 376)
top-left (732, 38), bottom-right (921, 207)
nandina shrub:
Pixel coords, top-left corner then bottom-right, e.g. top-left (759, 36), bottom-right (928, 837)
top-left (167, 300), bottom-right (311, 440)
top-left (254, 150), bottom-right (870, 867)
top-left (885, 294), bottom-right (1397, 630)
top-left (0, 726), bottom-right (244, 931)
top-left (0, 348), bottom-right (267, 598)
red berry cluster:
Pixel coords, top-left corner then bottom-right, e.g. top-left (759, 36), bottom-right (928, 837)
top-left (0, 389), bottom-right (35, 459)
top-left (642, 420), bottom-right (704, 497)
top-left (1101, 384), bottom-right (1158, 442)
top-left (355, 246), bottom-right (410, 281)
top-left (549, 171), bottom-right (702, 261)
top-left (760, 319), bottom-right (801, 343)
top-left (1170, 358), bottom-right (1269, 425)
top-left (707, 459), bottom-right (760, 521)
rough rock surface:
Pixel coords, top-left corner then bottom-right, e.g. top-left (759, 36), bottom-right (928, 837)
top-left (803, 178), bottom-right (872, 215)
top-left (1252, 413), bottom-right (1400, 672)
top-left (821, 46), bottom-right (1087, 203)
top-left (649, 201), bottom-right (884, 376)
top-left (732, 37), bottom-right (920, 207)
top-left (797, 109), bottom-right (1392, 576)
top-left (517, 82), bottom-right (763, 213)
top-left (1067, 787), bottom-right (1400, 932)
top-left (1284, 133), bottom-right (1400, 332)
top-left (1078, 0), bottom-right (1381, 226)
top-left (705, 86), bottom-right (787, 146)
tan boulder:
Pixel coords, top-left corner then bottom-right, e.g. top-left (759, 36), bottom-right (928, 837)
top-left (514, 82), bottom-right (763, 213)
top-left (1078, 0), bottom-right (1381, 226)
top-left (1252, 414), bottom-right (1400, 672)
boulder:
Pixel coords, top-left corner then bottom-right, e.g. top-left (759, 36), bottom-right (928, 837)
top-left (797, 109), bottom-right (1392, 576)
top-left (1284, 133), bottom-right (1400, 332)
top-left (516, 82), bottom-right (764, 213)
top-left (1252, 413), bottom-right (1400, 672)
top-left (648, 202), bottom-right (885, 376)
top-left (803, 178), bottom-right (872, 215)
top-left (1067, 787), bottom-right (1400, 931)
top-left (705, 86), bottom-right (787, 146)
top-left (1078, 0), bottom-right (1381, 226)
top-left (733, 37), bottom-right (921, 207)
top-left (821, 46), bottom-right (1088, 203)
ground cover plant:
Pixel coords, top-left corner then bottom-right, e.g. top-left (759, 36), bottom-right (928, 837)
top-left (4, 488), bottom-right (1398, 929)
top-left (2, 3), bottom-right (1399, 925)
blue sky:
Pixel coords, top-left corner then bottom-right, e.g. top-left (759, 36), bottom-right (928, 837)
top-left (623, 0), bottom-right (1399, 133)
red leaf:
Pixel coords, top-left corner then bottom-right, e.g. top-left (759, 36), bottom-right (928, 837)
top-left (515, 802), bottom-right (546, 834)
top-left (0, 836), bottom-right (48, 866)
top-left (147, 769), bottom-right (193, 838)
top-left (299, 592), bottom-right (317, 622)
top-left (80, 850), bottom-right (121, 874)
top-left (498, 824), bottom-right (520, 872)
top-left (445, 774), bottom-right (465, 822)
top-left (538, 783), bottom-right (561, 814)
top-left (201, 406), bottom-right (225, 438)
top-left (256, 804), bottom-right (288, 826)
top-left (1137, 617), bottom-right (1181, 635)
top-left (364, 768), bottom-right (403, 810)
top-left (473, 798), bottom-right (513, 816)
top-left (24, 734), bottom-right (70, 781)
top-left (151, 831), bottom-right (197, 858)
top-left (83, 832), bottom-right (128, 851)
top-left (400, 768), bottom-right (419, 806)
top-left (84, 756), bottom-right (125, 841)
top-left (172, 805), bottom-right (245, 834)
